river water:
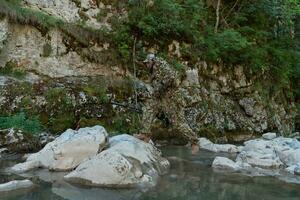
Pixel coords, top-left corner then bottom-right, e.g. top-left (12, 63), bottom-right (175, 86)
top-left (1, 146), bottom-right (300, 200)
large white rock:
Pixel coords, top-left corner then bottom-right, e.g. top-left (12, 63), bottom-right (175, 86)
top-left (214, 144), bottom-right (239, 153)
top-left (64, 134), bottom-right (170, 188)
top-left (294, 165), bottom-right (300, 175)
top-left (11, 126), bottom-right (108, 172)
top-left (0, 180), bottom-right (33, 192)
top-left (212, 157), bottom-right (240, 171)
top-left (277, 149), bottom-right (300, 167)
top-left (236, 151), bottom-right (283, 169)
top-left (262, 132), bottom-right (277, 140)
top-left (236, 139), bottom-right (284, 169)
top-left (198, 138), bottom-right (238, 153)
top-left (198, 138), bottom-right (217, 152)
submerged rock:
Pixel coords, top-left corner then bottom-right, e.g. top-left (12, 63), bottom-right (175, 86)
top-left (64, 134), bottom-right (170, 188)
top-left (0, 180), bottom-right (33, 192)
top-left (212, 157), bottom-right (240, 171)
top-left (11, 126), bottom-right (108, 172)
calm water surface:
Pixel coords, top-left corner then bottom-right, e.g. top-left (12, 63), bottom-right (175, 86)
top-left (1, 146), bottom-right (300, 200)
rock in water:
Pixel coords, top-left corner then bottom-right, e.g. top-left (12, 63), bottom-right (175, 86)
top-left (212, 157), bottom-right (240, 171)
top-left (11, 126), bottom-right (108, 172)
top-left (262, 132), bottom-right (277, 140)
top-left (64, 134), bottom-right (170, 188)
top-left (294, 165), bottom-right (300, 176)
top-left (0, 180), bottom-right (33, 192)
top-left (236, 139), bottom-right (283, 169)
top-left (198, 138), bottom-right (238, 153)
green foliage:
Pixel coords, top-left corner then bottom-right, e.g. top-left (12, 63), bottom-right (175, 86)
top-left (83, 85), bottom-right (109, 104)
top-left (0, 61), bottom-right (26, 79)
top-left (110, 0), bottom-right (300, 115)
top-left (0, 0), bottom-right (63, 33)
top-left (109, 112), bottom-right (141, 135)
top-left (45, 88), bottom-right (75, 133)
top-left (0, 112), bottom-right (43, 135)
top-left (203, 29), bottom-right (250, 63)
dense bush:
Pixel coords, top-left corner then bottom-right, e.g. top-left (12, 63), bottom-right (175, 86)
top-left (110, 0), bottom-right (300, 105)
top-left (0, 112), bottom-right (43, 135)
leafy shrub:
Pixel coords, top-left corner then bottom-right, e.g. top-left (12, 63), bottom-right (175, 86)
top-left (0, 61), bottom-right (26, 79)
top-left (0, 112), bottom-right (43, 135)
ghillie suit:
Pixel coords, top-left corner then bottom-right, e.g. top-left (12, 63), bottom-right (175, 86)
top-left (140, 56), bottom-right (198, 143)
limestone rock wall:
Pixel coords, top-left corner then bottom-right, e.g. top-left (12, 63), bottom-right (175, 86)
top-left (0, 1), bottom-right (296, 143)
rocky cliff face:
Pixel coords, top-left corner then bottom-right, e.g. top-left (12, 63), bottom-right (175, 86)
top-left (0, 0), bottom-right (296, 144)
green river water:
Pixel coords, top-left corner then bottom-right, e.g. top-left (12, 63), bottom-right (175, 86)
top-left (1, 146), bottom-right (300, 200)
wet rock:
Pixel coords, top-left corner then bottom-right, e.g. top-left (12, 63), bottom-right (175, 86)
top-left (198, 138), bottom-right (217, 152)
top-left (277, 149), bottom-right (300, 167)
top-left (285, 165), bottom-right (297, 174)
top-left (212, 157), bottom-right (240, 171)
top-left (0, 180), bottom-right (33, 192)
top-left (262, 132), bottom-right (277, 140)
top-left (198, 138), bottom-right (238, 153)
top-left (294, 165), bottom-right (300, 176)
top-left (237, 139), bottom-right (283, 169)
top-left (11, 126), bottom-right (108, 172)
top-left (64, 134), bottom-right (170, 188)
top-left (0, 148), bottom-right (8, 158)
top-left (236, 150), bottom-right (283, 169)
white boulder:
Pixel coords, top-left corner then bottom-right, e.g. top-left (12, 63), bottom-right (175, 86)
top-left (198, 138), bottom-right (238, 153)
top-left (277, 149), bottom-right (300, 167)
top-left (262, 132), bottom-right (277, 140)
top-left (0, 180), bottom-right (33, 192)
top-left (236, 151), bottom-right (283, 169)
top-left (285, 165), bottom-right (297, 174)
top-left (214, 144), bottom-right (239, 153)
top-left (198, 138), bottom-right (217, 152)
top-left (212, 157), bottom-right (240, 171)
top-left (237, 139), bottom-right (283, 169)
top-left (11, 126), bottom-right (108, 172)
top-left (294, 165), bottom-right (300, 176)
top-left (64, 134), bottom-right (170, 188)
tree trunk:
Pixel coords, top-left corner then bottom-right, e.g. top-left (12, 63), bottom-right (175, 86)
top-left (214, 0), bottom-right (221, 33)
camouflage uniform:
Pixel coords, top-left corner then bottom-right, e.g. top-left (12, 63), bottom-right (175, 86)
top-left (141, 56), bottom-right (198, 142)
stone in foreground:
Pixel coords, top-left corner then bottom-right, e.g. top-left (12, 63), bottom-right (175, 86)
top-left (262, 132), bottom-right (277, 140)
top-left (64, 134), bottom-right (170, 188)
top-left (11, 126), bottom-right (108, 172)
top-left (212, 157), bottom-right (240, 171)
top-left (0, 180), bottom-right (33, 192)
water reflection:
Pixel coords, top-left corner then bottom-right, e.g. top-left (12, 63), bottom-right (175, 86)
top-left (1, 146), bottom-right (300, 200)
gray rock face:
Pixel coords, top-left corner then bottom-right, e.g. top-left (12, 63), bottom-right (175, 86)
top-left (212, 157), bottom-right (240, 171)
top-left (0, 18), bottom-right (8, 49)
top-left (0, 180), bottom-right (33, 192)
top-left (262, 132), bottom-right (277, 140)
top-left (11, 126), bottom-right (109, 172)
top-left (23, 0), bottom-right (80, 22)
top-left (64, 134), bottom-right (170, 188)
